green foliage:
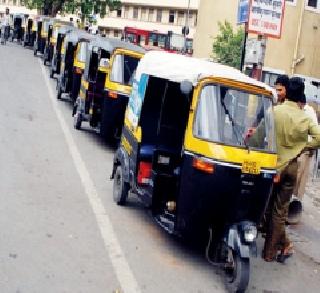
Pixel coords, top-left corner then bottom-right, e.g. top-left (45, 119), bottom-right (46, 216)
top-left (212, 21), bottom-right (244, 69)
top-left (22, 0), bottom-right (121, 21)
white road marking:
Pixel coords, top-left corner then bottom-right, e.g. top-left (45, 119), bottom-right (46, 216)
top-left (39, 60), bottom-right (141, 293)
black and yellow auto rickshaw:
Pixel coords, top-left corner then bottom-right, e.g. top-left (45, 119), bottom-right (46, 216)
top-left (73, 37), bottom-right (145, 142)
top-left (33, 16), bottom-right (51, 56)
top-left (56, 30), bottom-right (95, 102)
top-left (49, 25), bottom-right (74, 78)
top-left (44, 20), bottom-right (73, 66)
top-left (10, 13), bottom-right (25, 43)
top-left (22, 16), bottom-right (35, 47)
top-left (111, 51), bottom-right (278, 292)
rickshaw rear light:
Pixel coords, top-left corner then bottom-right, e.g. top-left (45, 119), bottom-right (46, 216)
top-left (192, 157), bottom-right (214, 174)
top-left (137, 161), bottom-right (152, 185)
top-left (273, 174), bottom-right (281, 183)
top-left (108, 91), bottom-right (118, 99)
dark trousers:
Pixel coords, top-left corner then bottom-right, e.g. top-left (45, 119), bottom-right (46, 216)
top-left (264, 159), bottom-right (298, 259)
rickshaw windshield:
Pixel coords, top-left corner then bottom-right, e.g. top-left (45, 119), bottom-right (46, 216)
top-left (44, 22), bottom-right (50, 33)
top-left (53, 27), bottom-right (59, 39)
top-left (194, 84), bottom-right (276, 152)
top-left (110, 54), bottom-right (140, 86)
top-left (77, 42), bottom-right (88, 63)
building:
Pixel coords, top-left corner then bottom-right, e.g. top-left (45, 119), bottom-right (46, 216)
top-left (193, 0), bottom-right (320, 80)
top-left (96, 0), bottom-right (199, 41)
top-left (0, 0), bottom-right (37, 15)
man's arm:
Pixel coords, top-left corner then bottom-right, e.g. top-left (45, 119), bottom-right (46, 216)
top-left (306, 120), bottom-right (320, 148)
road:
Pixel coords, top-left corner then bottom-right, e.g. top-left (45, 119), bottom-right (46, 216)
top-left (0, 42), bottom-right (320, 293)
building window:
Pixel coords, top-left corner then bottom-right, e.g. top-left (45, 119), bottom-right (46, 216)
top-left (117, 9), bottom-right (122, 17)
top-left (177, 11), bottom-right (185, 25)
top-left (124, 6), bottom-right (129, 18)
top-left (306, 0), bottom-right (319, 8)
top-left (141, 8), bottom-right (147, 21)
top-left (148, 9), bottom-right (154, 21)
top-left (169, 10), bottom-right (175, 23)
top-left (156, 9), bottom-right (162, 22)
top-left (133, 7), bottom-right (139, 19)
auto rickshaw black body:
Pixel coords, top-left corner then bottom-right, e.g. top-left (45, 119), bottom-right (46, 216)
top-left (50, 25), bottom-right (74, 78)
top-left (44, 20), bottom-right (73, 67)
top-left (112, 51), bottom-right (278, 292)
top-left (11, 14), bottom-right (25, 43)
top-left (33, 17), bottom-right (50, 56)
top-left (56, 30), bottom-right (95, 102)
top-left (73, 37), bottom-right (145, 142)
top-left (23, 17), bottom-right (35, 47)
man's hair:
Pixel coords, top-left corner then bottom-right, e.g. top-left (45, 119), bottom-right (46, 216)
top-left (275, 74), bottom-right (289, 88)
top-left (287, 77), bottom-right (305, 103)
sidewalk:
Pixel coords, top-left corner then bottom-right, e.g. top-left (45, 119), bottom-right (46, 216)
top-left (288, 178), bottom-right (320, 265)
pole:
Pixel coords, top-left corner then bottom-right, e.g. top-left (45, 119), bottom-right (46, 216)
top-left (240, 22), bottom-right (248, 72)
top-left (183, 0), bottom-right (191, 53)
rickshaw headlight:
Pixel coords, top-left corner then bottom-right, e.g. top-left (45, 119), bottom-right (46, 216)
top-left (242, 224), bottom-right (257, 243)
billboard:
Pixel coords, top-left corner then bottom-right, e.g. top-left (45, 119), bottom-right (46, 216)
top-left (248, 0), bottom-right (286, 38)
top-left (237, 0), bottom-right (249, 24)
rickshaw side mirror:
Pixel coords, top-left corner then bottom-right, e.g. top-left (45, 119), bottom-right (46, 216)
top-left (180, 80), bottom-right (193, 96)
top-left (99, 58), bottom-right (110, 68)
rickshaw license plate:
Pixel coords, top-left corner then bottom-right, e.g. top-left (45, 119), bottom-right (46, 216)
top-left (241, 160), bottom-right (261, 175)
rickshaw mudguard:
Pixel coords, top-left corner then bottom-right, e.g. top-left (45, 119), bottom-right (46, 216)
top-left (111, 146), bottom-right (130, 183)
top-left (225, 226), bottom-right (250, 259)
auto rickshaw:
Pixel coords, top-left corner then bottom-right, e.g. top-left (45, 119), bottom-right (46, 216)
top-left (73, 37), bottom-right (145, 142)
top-left (22, 16), bottom-right (35, 47)
top-left (44, 20), bottom-right (73, 66)
top-left (49, 25), bottom-right (74, 78)
top-left (10, 13), bottom-right (25, 43)
top-left (111, 51), bottom-right (278, 292)
top-left (33, 16), bottom-right (51, 56)
top-left (56, 30), bottom-right (95, 102)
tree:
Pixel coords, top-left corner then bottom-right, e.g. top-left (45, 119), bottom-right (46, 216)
top-left (22, 0), bottom-right (121, 23)
top-left (212, 21), bottom-right (244, 69)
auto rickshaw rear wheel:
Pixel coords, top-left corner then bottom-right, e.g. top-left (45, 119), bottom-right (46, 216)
top-left (57, 87), bottom-right (62, 100)
top-left (113, 165), bottom-right (129, 206)
top-left (73, 111), bottom-right (82, 130)
top-left (225, 250), bottom-right (250, 293)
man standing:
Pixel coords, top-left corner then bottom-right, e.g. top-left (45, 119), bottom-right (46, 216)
top-left (274, 74), bottom-right (289, 104)
top-left (288, 99), bottom-right (319, 223)
top-left (0, 7), bottom-right (10, 44)
top-left (263, 77), bottom-right (320, 262)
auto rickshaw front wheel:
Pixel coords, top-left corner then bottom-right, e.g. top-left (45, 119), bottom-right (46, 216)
top-left (225, 249), bottom-right (250, 293)
top-left (113, 165), bottom-right (129, 206)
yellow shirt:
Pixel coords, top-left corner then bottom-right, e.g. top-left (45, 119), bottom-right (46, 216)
top-left (274, 100), bottom-right (320, 170)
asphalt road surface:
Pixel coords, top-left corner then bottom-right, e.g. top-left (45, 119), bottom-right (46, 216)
top-left (0, 42), bottom-right (320, 293)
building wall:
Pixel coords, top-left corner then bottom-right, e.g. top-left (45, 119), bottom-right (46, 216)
top-left (193, 0), bottom-right (237, 59)
top-left (97, 1), bottom-right (199, 39)
top-left (193, 0), bottom-right (320, 79)
top-left (0, 0), bottom-right (37, 15)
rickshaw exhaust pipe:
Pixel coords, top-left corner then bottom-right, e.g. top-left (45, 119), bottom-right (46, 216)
top-left (287, 197), bottom-right (303, 225)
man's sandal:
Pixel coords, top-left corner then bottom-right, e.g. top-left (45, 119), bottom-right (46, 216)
top-left (277, 243), bottom-right (294, 263)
